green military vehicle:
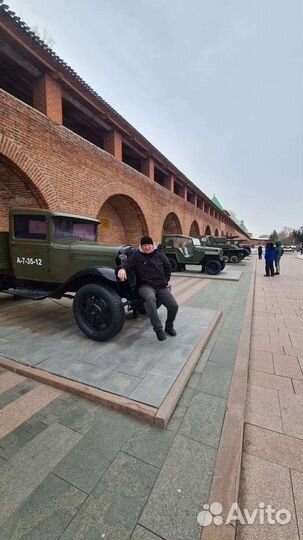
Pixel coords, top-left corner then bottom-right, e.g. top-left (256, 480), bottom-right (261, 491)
top-left (199, 235), bottom-right (248, 263)
top-left (230, 239), bottom-right (251, 256)
top-left (161, 234), bottom-right (225, 275)
top-left (0, 208), bottom-right (141, 341)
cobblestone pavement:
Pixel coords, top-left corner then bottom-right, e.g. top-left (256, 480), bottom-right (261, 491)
top-left (0, 260), bottom-right (254, 540)
top-left (237, 254), bottom-right (303, 540)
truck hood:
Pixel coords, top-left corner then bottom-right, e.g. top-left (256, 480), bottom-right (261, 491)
top-left (66, 241), bottom-right (133, 273)
top-left (69, 241), bottom-right (123, 254)
top-left (195, 246), bottom-right (223, 256)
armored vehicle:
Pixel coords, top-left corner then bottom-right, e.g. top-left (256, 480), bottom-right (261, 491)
top-left (230, 239), bottom-right (251, 256)
top-left (161, 234), bottom-right (225, 275)
top-left (0, 208), bottom-right (141, 341)
top-left (200, 236), bottom-right (248, 263)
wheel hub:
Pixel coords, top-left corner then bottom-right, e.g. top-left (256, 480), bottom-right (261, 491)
top-left (84, 297), bottom-right (109, 328)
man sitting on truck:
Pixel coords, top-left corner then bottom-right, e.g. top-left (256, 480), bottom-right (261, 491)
top-left (117, 236), bottom-right (178, 341)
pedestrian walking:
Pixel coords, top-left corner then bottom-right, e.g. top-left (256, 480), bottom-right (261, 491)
top-left (264, 242), bottom-right (276, 277)
top-left (118, 236), bottom-right (178, 341)
top-left (275, 240), bottom-right (284, 275)
top-left (258, 245), bottom-right (263, 260)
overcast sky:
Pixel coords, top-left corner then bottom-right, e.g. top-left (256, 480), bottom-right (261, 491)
top-left (6, 0), bottom-right (303, 236)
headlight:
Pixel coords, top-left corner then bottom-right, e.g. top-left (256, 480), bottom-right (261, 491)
top-left (115, 245), bottom-right (137, 265)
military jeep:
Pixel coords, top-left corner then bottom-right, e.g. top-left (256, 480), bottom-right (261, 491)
top-left (199, 236), bottom-right (247, 263)
top-left (0, 208), bottom-right (141, 341)
top-left (161, 234), bottom-right (224, 275)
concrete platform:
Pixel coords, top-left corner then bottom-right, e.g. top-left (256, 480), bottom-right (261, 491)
top-left (0, 283), bottom-right (221, 426)
top-left (173, 264), bottom-right (243, 281)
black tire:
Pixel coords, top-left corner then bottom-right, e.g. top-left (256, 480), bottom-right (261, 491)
top-left (168, 257), bottom-right (178, 272)
top-left (177, 263), bottom-right (186, 272)
top-left (205, 259), bottom-right (222, 275)
top-left (222, 255), bottom-right (229, 263)
top-left (73, 283), bottom-right (125, 341)
top-left (220, 260), bottom-right (226, 270)
top-left (230, 255), bottom-right (239, 264)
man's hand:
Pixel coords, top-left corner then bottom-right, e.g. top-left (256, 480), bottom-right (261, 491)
top-left (118, 268), bottom-right (127, 281)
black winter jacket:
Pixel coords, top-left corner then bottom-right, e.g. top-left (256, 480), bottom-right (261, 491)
top-left (124, 249), bottom-right (171, 289)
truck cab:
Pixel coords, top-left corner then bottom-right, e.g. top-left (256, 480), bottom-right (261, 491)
top-left (0, 208), bottom-right (138, 341)
top-left (4, 208), bottom-right (120, 284)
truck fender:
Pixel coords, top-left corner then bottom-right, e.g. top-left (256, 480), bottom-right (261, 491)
top-left (51, 266), bottom-right (121, 298)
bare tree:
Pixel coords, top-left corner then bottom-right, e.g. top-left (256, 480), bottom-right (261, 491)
top-left (277, 226), bottom-right (294, 246)
top-left (292, 226), bottom-right (303, 252)
top-left (269, 229), bottom-right (279, 242)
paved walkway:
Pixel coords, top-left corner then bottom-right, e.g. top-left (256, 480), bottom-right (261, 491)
top-left (0, 260), bottom-right (254, 540)
top-left (237, 254), bottom-right (303, 539)
top-left (0, 276), bottom-right (219, 413)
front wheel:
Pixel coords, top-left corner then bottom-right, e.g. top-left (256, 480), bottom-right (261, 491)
top-left (205, 259), bottom-right (222, 275)
top-left (73, 283), bottom-right (125, 341)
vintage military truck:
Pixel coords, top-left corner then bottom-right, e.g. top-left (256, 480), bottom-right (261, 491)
top-left (0, 208), bottom-right (141, 341)
top-left (161, 234), bottom-right (225, 274)
top-left (199, 235), bottom-right (248, 263)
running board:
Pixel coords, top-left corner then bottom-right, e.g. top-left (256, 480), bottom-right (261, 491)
top-left (2, 288), bottom-right (50, 300)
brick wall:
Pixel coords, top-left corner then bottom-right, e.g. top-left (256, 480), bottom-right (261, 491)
top-left (33, 75), bottom-right (63, 125)
top-left (0, 90), bottom-right (245, 244)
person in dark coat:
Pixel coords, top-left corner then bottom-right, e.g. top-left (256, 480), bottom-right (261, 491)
top-left (275, 240), bottom-right (284, 275)
top-left (264, 242), bottom-right (276, 277)
top-left (258, 245), bottom-right (263, 260)
top-left (118, 236), bottom-right (178, 341)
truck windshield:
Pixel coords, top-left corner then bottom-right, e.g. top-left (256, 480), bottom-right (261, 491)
top-left (192, 237), bottom-right (201, 246)
top-left (164, 236), bottom-right (194, 256)
top-left (14, 215), bottom-right (47, 240)
top-left (53, 217), bottom-right (97, 241)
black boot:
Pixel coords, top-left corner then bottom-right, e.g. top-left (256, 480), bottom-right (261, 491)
top-left (156, 329), bottom-right (167, 341)
top-left (165, 324), bottom-right (177, 336)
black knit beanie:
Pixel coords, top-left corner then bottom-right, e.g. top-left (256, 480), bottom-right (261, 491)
top-left (140, 236), bottom-right (154, 246)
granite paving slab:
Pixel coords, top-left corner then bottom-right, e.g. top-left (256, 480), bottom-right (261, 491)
top-left (122, 424), bottom-right (176, 468)
top-left (0, 296), bottom-right (218, 408)
top-left (139, 434), bottom-right (216, 540)
top-left (54, 409), bottom-right (147, 493)
top-left (172, 265), bottom-right (243, 280)
top-left (0, 423), bottom-right (82, 527)
top-left (131, 525), bottom-right (164, 540)
top-left (237, 452), bottom-right (298, 540)
top-left (61, 452), bottom-right (158, 540)
top-left (179, 391), bottom-right (227, 448)
top-left (0, 473), bottom-right (87, 540)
